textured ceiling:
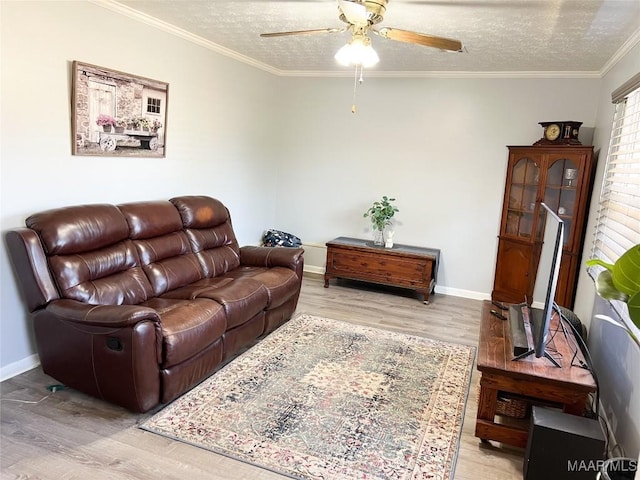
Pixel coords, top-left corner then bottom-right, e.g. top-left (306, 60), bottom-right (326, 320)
top-left (108, 0), bottom-right (640, 75)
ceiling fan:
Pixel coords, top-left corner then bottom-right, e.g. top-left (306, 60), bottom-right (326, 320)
top-left (260, 0), bottom-right (464, 67)
top-left (261, 0), bottom-right (463, 112)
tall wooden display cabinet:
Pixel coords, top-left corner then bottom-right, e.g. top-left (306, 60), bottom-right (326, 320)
top-left (491, 145), bottom-right (596, 308)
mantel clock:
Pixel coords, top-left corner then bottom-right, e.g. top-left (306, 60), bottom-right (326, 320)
top-left (535, 121), bottom-right (582, 145)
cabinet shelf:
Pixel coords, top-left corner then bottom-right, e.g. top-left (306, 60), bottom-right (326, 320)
top-left (492, 145), bottom-right (595, 308)
top-left (546, 185), bottom-right (577, 191)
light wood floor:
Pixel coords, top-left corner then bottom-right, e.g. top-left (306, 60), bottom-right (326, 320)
top-left (1, 274), bottom-right (524, 479)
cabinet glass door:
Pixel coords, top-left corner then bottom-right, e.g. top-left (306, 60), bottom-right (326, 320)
top-left (543, 157), bottom-right (577, 246)
top-left (505, 157), bottom-right (539, 238)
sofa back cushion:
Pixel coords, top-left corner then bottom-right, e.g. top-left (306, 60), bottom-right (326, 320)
top-left (170, 196), bottom-right (241, 277)
top-left (119, 201), bottom-right (204, 296)
top-left (25, 204), bottom-right (154, 305)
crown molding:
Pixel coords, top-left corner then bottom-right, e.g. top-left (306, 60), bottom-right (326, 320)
top-left (600, 25), bottom-right (640, 77)
top-left (90, 0), bottom-right (281, 75)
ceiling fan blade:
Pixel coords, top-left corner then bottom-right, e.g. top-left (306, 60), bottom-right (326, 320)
top-left (374, 27), bottom-right (463, 52)
top-left (260, 27), bottom-right (344, 38)
top-left (337, 0), bottom-right (368, 25)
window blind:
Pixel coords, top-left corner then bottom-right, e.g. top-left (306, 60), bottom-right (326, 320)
top-left (591, 84), bottom-right (640, 265)
top-left (611, 72), bottom-right (640, 104)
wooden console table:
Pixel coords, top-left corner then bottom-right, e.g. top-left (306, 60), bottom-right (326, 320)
top-left (324, 237), bottom-right (440, 304)
top-left (475, 300), bottom-right (597, 448)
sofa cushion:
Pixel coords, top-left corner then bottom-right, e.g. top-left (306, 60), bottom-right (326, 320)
top-left (170, 196), bottom-right (241, 277)
top-left (193, 278), bottom-right (268, 329)
top-left (160, 277), bottom-right (234, 300)
top-left (48, 241), bottom-right (154, 305)
top-left (141, 297), bottom-right (226, 369)
top-left (222, 266), bottom-right (299, 309)
top-left (26, 204), bottom-right (154, 305)
top-left (26, 204), bottom-right (128, 255)
top-left (171, 195), bottom-right (230, 229)
top-left (222, 312), bottom-right (265, 358)
top-left (119, 201), bottom-right (205, 296)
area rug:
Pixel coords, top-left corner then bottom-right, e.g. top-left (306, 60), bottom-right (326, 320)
top-left (140, 313), bottom-right (476, 480)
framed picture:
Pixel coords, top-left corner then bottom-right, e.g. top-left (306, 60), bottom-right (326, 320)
top-left (72, 61), bottom-right (168, 157)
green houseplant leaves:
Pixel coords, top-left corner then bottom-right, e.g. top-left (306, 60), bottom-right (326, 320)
top-left (586, 243), bottom-right (640, 331)
top-left (363, 196), bottom-right (399, 232)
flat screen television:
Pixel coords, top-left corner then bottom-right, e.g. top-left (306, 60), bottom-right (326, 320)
top-left (512, 202), bottom-right (564, 366)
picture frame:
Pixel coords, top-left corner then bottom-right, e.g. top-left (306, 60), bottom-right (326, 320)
top-left (72, 61), bottom-right (168, 157)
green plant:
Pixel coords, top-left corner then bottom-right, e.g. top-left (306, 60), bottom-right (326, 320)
top-left (586, 243), bottom-right (640, 343)
top-left (363, 196), bottom-right (399, 231)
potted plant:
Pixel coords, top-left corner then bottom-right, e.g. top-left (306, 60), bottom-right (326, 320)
top-left (115, 118), bottom-right (128, 133)
top-left (363, 196), bottom-right (399, 246)
top-left (114, 118), bottom-right (128, 133)
top-left (130, 116), bottom-right (142, 130)
top-left (151, 119), bottom-right (163, 132)
top-left (96, 114), bottom-right (116, 132)
top-left (139, 117), bottom-right (152, 131)
top-left (586, 243), bottom-right (640, 345)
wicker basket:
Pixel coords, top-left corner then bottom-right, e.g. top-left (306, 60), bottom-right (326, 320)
top-left (496, 394), bottom-right (529, 419)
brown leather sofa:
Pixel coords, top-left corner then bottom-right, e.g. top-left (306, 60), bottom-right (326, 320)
top-left (6, 195), bottom-right (304, 412)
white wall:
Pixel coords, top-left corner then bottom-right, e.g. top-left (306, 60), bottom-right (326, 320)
top-left (0, 1), bottom-right (280, 378)
top-left (275, 76), bottom-right (600, 295)
top-left (573, 42), bottom-right (640, 459)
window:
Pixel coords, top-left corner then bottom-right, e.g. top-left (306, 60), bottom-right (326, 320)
top-left (591, 76), bottom-right (640, 263)
top-left (590, 73), bottom-right (640, 333)
top-left (147, 97), bottom-right (161, 114)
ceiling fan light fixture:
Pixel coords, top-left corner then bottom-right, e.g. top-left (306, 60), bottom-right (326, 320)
top-left (334, 35), bottom-right (379, 68)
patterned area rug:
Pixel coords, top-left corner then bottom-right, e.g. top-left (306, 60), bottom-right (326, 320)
top-left (140, 313), bottom-right (476, 480)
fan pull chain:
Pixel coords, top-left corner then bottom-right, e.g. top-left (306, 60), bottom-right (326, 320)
top-left (351, 65), bottom-right (358, 113)
top-left (351, 65), bottom-right (365, 114)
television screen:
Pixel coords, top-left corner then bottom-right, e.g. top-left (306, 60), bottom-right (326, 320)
top-left (509, 202), bottom-right (564, 366)
top-left (530, 202), bottom-right (564, 360)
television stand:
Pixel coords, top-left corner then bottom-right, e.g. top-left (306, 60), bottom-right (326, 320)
top-left (475, 301), bottom-right (596, 447)
top-left (509, 304), bottom-right (561, 367)
top-left (513, 347), bottom-right (561, 368)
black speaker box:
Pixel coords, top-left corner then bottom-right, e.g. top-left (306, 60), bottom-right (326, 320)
top-left (524, 406), bottom-right (606, 480)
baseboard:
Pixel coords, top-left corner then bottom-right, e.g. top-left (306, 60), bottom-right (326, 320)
top-left (303, 265), bottom-right (325, 275)
top-left (435, 286), bottom-right (490, 301)
top-left (300, 242), bottom-right (327, 274)
top-left (0, 354), bottom-right (40, 382)
top-left (303, 266), bottom-right (490, 301)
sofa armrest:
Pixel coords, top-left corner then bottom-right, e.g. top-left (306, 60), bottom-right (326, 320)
top-left (6, 228), bottom-right (60, 312)
top-left (46, 299), bottom-right (160, 328)
top-left (240, 246), bottom-right (304, 272)
top-left (35, 299), bottom-right (163, 412)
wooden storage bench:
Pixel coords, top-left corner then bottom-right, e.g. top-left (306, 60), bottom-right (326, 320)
top-left (324, 236), bottom-right (440, 304)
